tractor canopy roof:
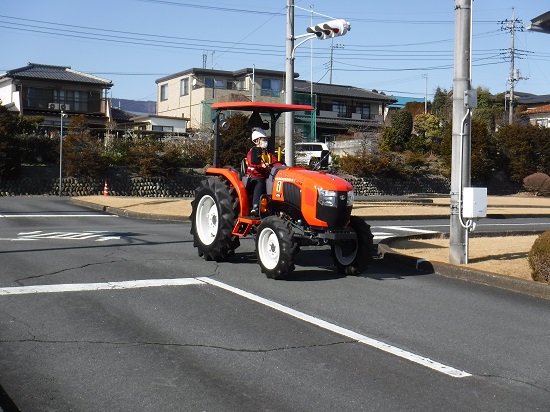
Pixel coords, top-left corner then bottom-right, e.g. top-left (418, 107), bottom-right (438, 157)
top-left (211, 101), bottom-right (314, 113)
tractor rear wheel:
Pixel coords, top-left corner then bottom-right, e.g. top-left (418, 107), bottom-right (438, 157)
top-left (331, 216), bottom-right (374, 276)
top-left (190, 177), bottom-right (240, 261)
top-left (256, 216), bottom-right (297, 280)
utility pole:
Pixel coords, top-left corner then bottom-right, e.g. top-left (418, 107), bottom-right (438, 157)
top-left (501, 9), bottom-right (525, 124)
top-left (450, 0), bottom-right (473, 264)
top-left (422, 73), bottom-right (428, 113)
top-left (329, 43), bottom-right (344, 84)
top-left (285, 0), bottom-right (295, 166)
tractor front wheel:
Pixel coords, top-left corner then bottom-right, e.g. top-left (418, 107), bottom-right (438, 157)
top-left (331, 216), bottom-right (374, 276)
top-left (256, 216), bottom-right (297, 280)
top-left (190, 177), bottom-right (240, 261)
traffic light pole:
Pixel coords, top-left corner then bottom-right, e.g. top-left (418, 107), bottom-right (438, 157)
top-left (450, 0), bottom-right (473, 264)
top-left (285, 0), bottom-right (295, 166)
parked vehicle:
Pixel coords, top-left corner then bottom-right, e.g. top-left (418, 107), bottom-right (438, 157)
top-left (294, 142), bottom-right (332, 167)
top-left (190, 101), bottom-right (373, 280)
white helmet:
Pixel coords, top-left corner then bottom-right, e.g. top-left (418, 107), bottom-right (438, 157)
top-left (251, 129), bottom-right (267, 142)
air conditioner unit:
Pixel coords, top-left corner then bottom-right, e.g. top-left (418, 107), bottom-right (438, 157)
top-left (60, 104), bottom-right (70, 111)
top-left (48, 103), bottom-right (59, 110)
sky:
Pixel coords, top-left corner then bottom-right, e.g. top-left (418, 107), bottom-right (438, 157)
top-left (2, 1), bottom-right (550, 102)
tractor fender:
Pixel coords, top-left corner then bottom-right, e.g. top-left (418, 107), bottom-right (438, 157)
top-left (206, 167), bottom-right (250, 215)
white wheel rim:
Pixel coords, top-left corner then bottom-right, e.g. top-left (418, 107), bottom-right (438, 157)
top-left (334, 241), bottom-right (358, 266)
top-left (258, 227), bottom-right (280, 270)
top-left (196, 195), bottom-right (218, 245)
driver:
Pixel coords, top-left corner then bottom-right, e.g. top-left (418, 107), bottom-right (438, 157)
top-left (246, 129), bottom-right (279, 216)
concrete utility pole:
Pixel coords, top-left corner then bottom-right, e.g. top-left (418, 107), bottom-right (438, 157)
top-left (502, 10), bottom-right (526, 124)
top-left (449, 0), bottom-right (473, 264)
top-left (285, 0), bottom-right (295, 166)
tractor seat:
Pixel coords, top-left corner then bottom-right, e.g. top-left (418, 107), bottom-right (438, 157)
top-left (240, 158), bottom-right (249, 187)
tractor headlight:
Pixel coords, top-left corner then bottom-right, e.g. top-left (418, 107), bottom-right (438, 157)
top-left (317, 188), bottom-right (337, 207)
top-left (347, 190), bottom-right (354, 206)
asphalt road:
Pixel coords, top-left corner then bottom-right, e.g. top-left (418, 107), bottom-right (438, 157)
top-left (1, 197), bottom-right (550, 411)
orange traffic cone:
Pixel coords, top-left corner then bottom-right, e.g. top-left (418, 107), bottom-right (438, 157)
top-left (103, 180), bottom-right (109, 196)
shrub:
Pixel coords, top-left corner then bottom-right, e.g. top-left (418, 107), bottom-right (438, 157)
top-left (528, 230), bottom-right (550, 283)
top-left (17, 133), bottom-right (59, 165)
top-left (127, 137), bottom-right (164, 177)
top-left (523, 173), bottom-right (550, 196)
top-left (390, 110), bottom-right (413, 150)
top-left (0, 105), bottom-right (21, 178)
top-left (63, 115), bottom-right (108, 177)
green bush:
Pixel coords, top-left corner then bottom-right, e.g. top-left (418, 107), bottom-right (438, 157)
top-left (528, 230), bottom-right (550, 283)
top-left (17, 134), bottom-right (59, 165)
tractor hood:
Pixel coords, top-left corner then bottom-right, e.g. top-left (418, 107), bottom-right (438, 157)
top-left (274, 168), bottom-right (353, 192)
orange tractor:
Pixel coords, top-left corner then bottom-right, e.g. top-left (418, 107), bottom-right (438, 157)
top-left (190, 102), bottom-right (373, 280)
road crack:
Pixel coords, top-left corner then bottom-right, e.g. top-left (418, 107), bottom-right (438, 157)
top-left (0, 338), bottom-right (354, 353)
top-left (14, 259), bottom-right (127, 284)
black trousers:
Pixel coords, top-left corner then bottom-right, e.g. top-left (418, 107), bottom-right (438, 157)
top-left (248, 177), bottom-right (266, 208)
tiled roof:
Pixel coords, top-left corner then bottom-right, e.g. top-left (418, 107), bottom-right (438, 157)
top-left (2, 63), bottom-right (112, 86)
top-left (523, 103), bottom-right (550, 115)
top-left (111, 107), bottom-right (135, 123)
top-left (295, 80), bottom-right (396, 103)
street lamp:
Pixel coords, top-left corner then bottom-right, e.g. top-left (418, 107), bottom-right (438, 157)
top-left (59, 110), bottom-right (68, 196)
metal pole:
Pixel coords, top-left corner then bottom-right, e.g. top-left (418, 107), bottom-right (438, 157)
top-left (284, 0), bottom-right (295, 166)
top-left (59, 111), bottom-right (64, 197)
top-left (450, 0), bottom-right (472, 264)
top-left (508, 8), bottom-right (516, 125)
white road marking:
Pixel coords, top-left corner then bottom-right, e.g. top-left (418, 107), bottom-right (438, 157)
top-left (198, 277), bottom-right (471, 378)
top-left (373, 232), bottom-right (395, 241)
top-left (0, 275), bottom-right (471, 378)
top-left (14, 231), bottom-right (121, 242)
top-left (0, 214), bottom-right (118, 218)
top-left (0, 278), bottom-right (203, 296)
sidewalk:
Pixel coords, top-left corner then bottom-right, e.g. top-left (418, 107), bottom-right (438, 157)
top-left (70, 194), bottom-right (550, 300)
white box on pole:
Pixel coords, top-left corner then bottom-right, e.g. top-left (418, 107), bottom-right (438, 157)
top-left (463, 187), bottom-right (487, 218)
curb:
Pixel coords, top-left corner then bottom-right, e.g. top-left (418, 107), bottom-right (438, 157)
top-left (378, 241), bottom-right (550, 301)
top-left (69, 199), bottom-right (188, 222)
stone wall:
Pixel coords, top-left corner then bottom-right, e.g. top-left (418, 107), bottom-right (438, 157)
top-left (0, 168), bottom-right (519, 197)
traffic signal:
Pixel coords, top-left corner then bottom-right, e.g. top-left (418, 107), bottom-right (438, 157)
top-left (306, 19), bottom-right (351, 40)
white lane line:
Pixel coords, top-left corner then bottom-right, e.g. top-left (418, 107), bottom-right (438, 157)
top-left (0, 278), bottom-right (203, 296)
top-left (198, 277), bottom-right (471, 379)
top-left (0, 214), bottom-right (118, 218)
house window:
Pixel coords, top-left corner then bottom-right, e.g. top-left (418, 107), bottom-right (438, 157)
top-left (152, 125), bottom-right (173, 132)
top-left (180, 79), bottom-right (189, 96)
top-left (261, 79), bottom-right (281, 97)
top-left (204, 78), bottom-right (224, 88)
top-left (536, 119), bottom-right (549, 128)
top-left (356, 104), bottom-right (371, 120)
top-left (160, 84), bottom-right (168, 101)
top-left (332, 101), bottom-right (347, 117)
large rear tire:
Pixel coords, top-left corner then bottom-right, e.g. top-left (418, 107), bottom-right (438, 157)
top-left (190, 177), bottom-right (240, 261)
top-left (256, 216), bottom-right (297, 280)
top-left (331, 216), bottom-right (373, 276)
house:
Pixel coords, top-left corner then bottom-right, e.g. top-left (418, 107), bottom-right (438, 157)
top-left (0, 63), bottom-right (113, 132)
top-left (130, 114), bottom-right (187, 134)
top-left (521, 103), bottom-right (550, 128)
top-left (293, 80), bottom-right (396, 141)
top-left (155, 67), bottom-right (288, 134)
top-left (155, 67), bottom-right (395, 143)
